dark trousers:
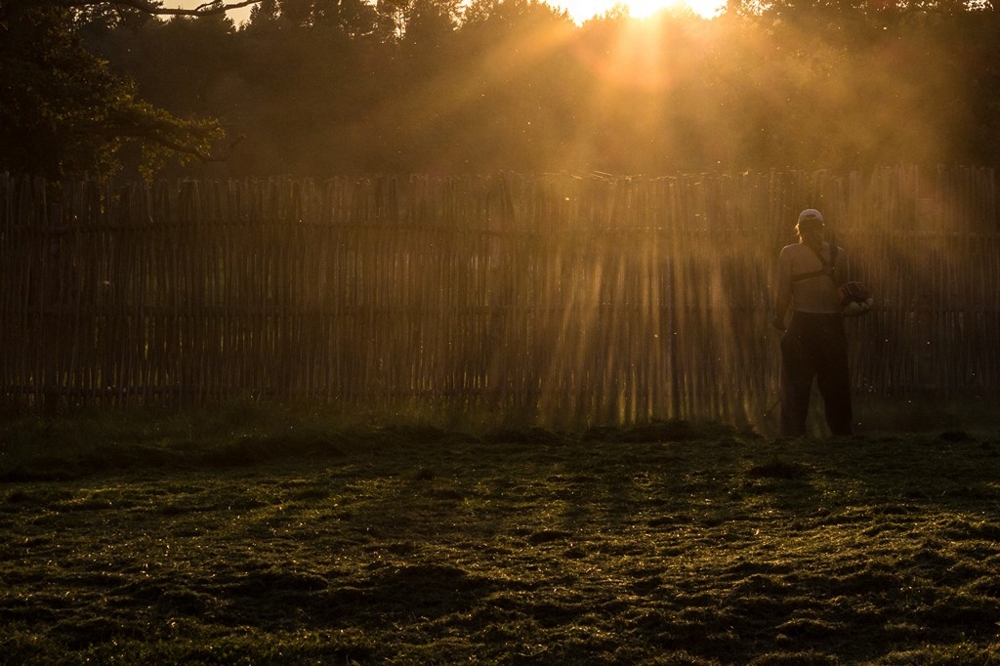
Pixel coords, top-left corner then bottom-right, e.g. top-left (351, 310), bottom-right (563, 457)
top-left (780, 311), bottom-right (852, 436)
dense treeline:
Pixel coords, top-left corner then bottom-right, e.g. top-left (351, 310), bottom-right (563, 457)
top-left (4, 0), bottom-right (1000, 179)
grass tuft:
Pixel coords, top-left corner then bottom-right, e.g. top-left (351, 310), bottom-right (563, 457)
top-left (2, 402), bottom-right (1000, 664)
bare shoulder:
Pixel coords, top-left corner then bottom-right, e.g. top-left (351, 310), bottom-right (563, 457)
top-left (777, 244), bottom-right (796, 268)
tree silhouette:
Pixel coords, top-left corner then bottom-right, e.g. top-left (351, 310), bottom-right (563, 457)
top-left (4, 0), bottom-right (1000, 179)
top-left (0, 1), bottom-right (233, 179)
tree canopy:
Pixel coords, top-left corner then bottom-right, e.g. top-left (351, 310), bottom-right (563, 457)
top-left (3, 0), bottom-right (999, 179)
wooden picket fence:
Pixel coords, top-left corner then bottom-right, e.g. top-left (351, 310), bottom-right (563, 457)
top-left (2, 166), bottom-right (998, 428)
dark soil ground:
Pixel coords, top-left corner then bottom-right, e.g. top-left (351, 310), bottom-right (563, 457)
top-left (2, 408), bottom-right (1000, 664)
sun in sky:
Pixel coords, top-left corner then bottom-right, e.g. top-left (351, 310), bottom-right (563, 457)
top-left (171, 0), bottom-right (726, 26)
top-left (558, 0), bottom-right (726, 21)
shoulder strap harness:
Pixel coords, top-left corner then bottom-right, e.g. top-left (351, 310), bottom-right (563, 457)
top-left (792, 237), bottom-right (838, 284)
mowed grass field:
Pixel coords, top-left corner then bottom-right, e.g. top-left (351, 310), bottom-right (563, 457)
top-left (2, 403), bottom-right (1000, 665)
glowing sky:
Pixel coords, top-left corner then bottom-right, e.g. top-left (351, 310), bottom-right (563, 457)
top-left (166, 0), bottom-right (725, 27)
top-left (558, 0), bottom-right (725, 20)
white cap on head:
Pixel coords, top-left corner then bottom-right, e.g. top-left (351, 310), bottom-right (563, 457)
top-left (797, 208), bottom-right (824, 224)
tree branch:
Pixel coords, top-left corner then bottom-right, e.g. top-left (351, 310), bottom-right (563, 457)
top-left (115, 0), bottom-right (262, 18)
top-left (1, 0), bottom-right (261, 22)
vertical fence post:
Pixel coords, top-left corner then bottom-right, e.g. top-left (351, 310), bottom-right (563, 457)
top-left (1, 168), bottom-right (998, 425)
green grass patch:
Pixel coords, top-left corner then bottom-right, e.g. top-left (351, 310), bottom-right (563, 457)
top-left (2, 405), bottom-right (1000, 664)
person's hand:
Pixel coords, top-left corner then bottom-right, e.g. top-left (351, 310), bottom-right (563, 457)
top-left (771, 315), bottom-right (785, 332)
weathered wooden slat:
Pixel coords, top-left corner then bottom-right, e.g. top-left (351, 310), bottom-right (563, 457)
top-left (1, 169), bottom-right (997, 426)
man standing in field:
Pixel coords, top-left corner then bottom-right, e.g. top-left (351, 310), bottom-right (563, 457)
top-left (772, 208), bottom-right (852, 437)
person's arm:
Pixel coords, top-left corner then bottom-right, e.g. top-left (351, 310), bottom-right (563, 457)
top-left (772, 247), bottom-right (793, 331)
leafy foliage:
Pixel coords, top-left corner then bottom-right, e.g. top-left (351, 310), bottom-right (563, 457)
top-left (4, 0), bottom-right (1000, 179)
top-left (0, 1), bottom-right (223, 179)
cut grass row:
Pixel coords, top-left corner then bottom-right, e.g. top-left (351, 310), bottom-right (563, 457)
top-left (1, 405), bottom-right (999, 664)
